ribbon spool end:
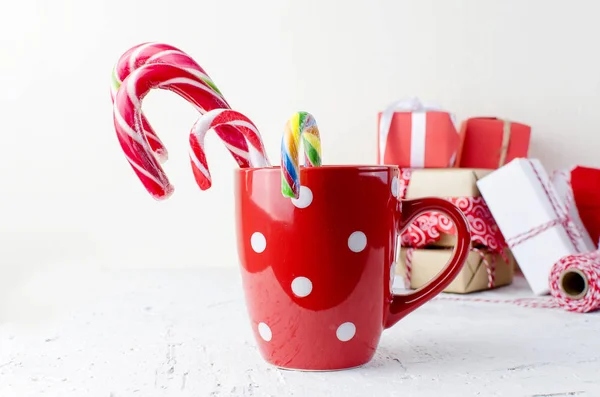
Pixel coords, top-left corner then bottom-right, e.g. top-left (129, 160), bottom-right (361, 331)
top-left (558, 268), bottom-right (589, 300)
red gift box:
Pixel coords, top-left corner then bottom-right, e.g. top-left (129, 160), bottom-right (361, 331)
top-left (455, 117), bottom-right (531, 169)
top-left (377, 98), bottom-right (459, 168)
top-left (571, 166), bottom-right (600, 246)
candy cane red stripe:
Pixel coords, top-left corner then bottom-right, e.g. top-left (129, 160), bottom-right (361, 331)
top-left (115, 43), bottom-right (211, 87)
top-left (194, 109), bottom-right (266, 152)
top-left (124, 67), bottom-right (228, 112)
top-left (111, 44), bottom-right (193, 160)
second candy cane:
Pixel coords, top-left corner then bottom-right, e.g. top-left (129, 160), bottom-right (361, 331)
top-left (190, 109), bottom-right (270, 190)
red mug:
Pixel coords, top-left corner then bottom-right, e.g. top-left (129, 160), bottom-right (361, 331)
top-left (234, 165), bottom-right (471, 371)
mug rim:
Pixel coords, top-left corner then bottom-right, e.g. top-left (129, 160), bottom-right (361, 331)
top-left (234, 164), bottom-right (398, 175)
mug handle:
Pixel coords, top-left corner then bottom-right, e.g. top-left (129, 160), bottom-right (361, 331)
top-left (384, 198), bottom-right (471, 329)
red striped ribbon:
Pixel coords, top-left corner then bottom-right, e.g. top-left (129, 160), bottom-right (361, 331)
top-left (505, 160), bottom-right (583, 250)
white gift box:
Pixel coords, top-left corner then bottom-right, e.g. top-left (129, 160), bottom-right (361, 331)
top-left (477, 158), bottom-right (595, 295)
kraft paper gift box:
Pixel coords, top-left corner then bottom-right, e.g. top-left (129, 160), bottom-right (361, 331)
top-left (395, 168), bottom-right (513, 293)
top-left (455, 117), bottom-right (531, 169)
top-left (477, 158), bottom-right (597, 295)
top-left (404, 168), bottom-right (491, 198)
top-left (395, 248), bottom-right (515, 294)
top-left (377, 98), bottom-right (459, 168)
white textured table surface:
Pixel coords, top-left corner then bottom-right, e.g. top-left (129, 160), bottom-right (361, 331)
top-left (1, 267), bottom-right (599, 397)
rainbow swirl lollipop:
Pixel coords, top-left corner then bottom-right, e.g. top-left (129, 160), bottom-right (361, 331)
top-left (281, 111), bottom-right (322, 198)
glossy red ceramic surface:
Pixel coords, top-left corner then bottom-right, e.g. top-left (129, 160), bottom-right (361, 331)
top-left (234, 165), bottom-right (471, 370)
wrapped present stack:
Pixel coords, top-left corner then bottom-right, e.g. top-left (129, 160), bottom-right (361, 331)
top-left (379, 97), bottom-right (600, 296)
top-left (395, 169), bottom-right (515, 293)
top-left (378, 98), bottom-right (526, 294)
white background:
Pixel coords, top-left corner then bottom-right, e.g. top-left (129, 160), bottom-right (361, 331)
top-left (1, 0), bottom-right (600, 278)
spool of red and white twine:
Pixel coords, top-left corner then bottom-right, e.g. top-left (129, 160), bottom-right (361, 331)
top-left (548, 250), bottom-right (600, 313)
top-left (430, 251), bottom-right (600, 313)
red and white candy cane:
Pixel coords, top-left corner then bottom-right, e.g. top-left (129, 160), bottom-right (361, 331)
top-left (114, 63), bottom-right (256, 199)
top-left (189, 109), bottom-right (270, 190)
top-left (110, 42), bottom-right (246, 164)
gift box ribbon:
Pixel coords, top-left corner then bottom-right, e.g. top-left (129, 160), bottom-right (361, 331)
top-left (506, 160), bottom-right (586, 251)
top-left (378, 97), bottom-right (457, 167)
top-left (498, 119), bottom-right (511, 167)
